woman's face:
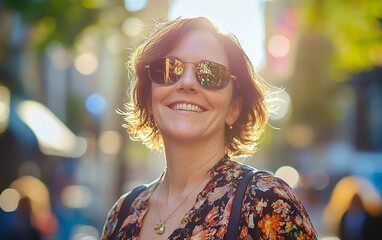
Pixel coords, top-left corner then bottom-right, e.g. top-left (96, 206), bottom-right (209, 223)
top-left (150, 30), bottom-right (241, 144)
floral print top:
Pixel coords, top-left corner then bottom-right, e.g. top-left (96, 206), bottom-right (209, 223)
top-left (102, 155), bottom-right (318, 239)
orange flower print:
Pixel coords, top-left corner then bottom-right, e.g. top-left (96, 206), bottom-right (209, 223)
top-left (203, 181), bottom-right (215, 194)
top-left (255, 198), bottom-right (267, 215)
top-left (258, 214), bottom-right (285, 240)
top-left (221, 197), bottom-right (233, 225)
top-left (272, 200), bottom-right (291, 217)
top-left (297, 231), bottom-right (310, 240)
top-left (205, 206), bottom-right (219, 227)
top-left (294, 215), bottom-right (303, 227)
top-left (285, 221), bottom-right (295, 233)
top-left (216, 225), bottom-right (227, 238)
top-left (191, 226), bottom-right (216, 239)
top-left (239, 226), bottom-right (248, 239)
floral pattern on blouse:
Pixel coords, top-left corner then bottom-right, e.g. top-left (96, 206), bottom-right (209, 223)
top-left (102, 155), bottom-right (318, 239)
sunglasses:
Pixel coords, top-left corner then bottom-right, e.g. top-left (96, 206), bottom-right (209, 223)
top-left (145, 58), bottom-right (237, 90)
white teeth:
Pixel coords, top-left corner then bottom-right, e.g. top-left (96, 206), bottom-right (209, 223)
top-left (173, 103), bottom-right (203, 112)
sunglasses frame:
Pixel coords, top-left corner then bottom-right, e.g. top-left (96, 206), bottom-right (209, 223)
top-left (145, 57), bottom-right (237, 91)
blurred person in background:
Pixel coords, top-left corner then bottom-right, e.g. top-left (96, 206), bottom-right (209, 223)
top-left (339, 194), bottom-right (367, 240)
top-left (339, 194), bottom-right (382, 240)
top-left (6, 197), bottom-right (41, 240)
top-left (101, 17), bottom-right (317, 239)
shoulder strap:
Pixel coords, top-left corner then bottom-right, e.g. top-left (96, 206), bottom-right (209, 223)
top-left (224, 170), bottom-right (256, 240)
top-left (109, 185), bottom-right (147, 239)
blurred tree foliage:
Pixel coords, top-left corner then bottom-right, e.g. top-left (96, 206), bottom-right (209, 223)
top-left (298, 0), bottom-right (382, 82)
top-left (2, 0), bottom-right (101, 51)
top-left (288, 0), bottom-right (382, 134)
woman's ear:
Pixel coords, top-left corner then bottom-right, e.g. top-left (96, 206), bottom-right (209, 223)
top-left (146, 94), bottom-right (152, 115)
top-left (226, 96), bottom-right (243, 126)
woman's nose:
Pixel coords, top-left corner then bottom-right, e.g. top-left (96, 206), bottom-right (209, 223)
top-left (176, 64), bottom-right (199, 92)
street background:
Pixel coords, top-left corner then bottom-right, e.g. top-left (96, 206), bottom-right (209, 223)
top-left (1, 0), bottom-right (382, 239)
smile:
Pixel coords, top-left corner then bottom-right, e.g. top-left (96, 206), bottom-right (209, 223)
top-left (170, 103), bottom-right (205, 113)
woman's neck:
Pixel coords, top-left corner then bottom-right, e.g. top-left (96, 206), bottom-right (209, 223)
top-left (160, 136), bottom-right (226, 197)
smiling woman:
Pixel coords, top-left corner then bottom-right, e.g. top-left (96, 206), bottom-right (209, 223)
top-left (102, 17), bottom-right (318, 239)
top-left (122, 18), bottom-right (267, 156)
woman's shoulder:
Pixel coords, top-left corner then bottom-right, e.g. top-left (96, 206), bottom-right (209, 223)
top-left (101, 192), bottom-right (129, 239)
top-left (236, 163), bottom-right (303, 206)
top-left (239, 169), bottom-right (318, 239)
top-left (250, 170), bottom-right (300, 202)
top-left (101, 181), bottom-right (157, 239)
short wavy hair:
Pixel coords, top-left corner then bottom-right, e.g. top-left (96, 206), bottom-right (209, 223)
top-left (119, 17), bottom-right (269, 157)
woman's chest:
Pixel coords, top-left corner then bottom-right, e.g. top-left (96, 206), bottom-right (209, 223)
top-left (123, 184), bottom-right (234, 239)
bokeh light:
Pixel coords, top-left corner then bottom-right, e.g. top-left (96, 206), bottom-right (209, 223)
top-left (10, 176), bottom-right (51, 214)
top-left (62, 185), bottom-right (92, 208)
top-left (0, 85), bottom-right (10, 134)
top-left (70, 224), bottom-right (100, 240)
top-left (124, 0), bottom-right (148, 12)
top-left (36, 211), bottom-right (59, 234)
top-left (99, 130), bottom-right (123, 156)
top-left (9, 176), bottom-right (58, 234)
top-left (321, 237), bottom-right (340, 240)
top-left (106, 31), bottom-right (123, 55)
top-left (17, 100), bottom-right (87, 158)
top-left (0, 188), bottom-right (20, 212)
top-left (74, 53), bottom-right (98, 75)
top-left (18, 161), bottom-right (41, 179)
top-left (275, 166), bottom-right (300, 188)
top-left (81, 0), bottom-right (105, 9)
top-left (34, 16), bottom-right (56, 44)
top-left (85, 93), bottom-right (107, 114)
top-left (122, 17), bottom-right (143, 37)
top-left (308, 169), bottom-right (330, 190)
top-left (268, 34), bottom-right (291, 57)
top-left (50, 45), bottom-right (72, 70)
top-left (286, 124), bottom-right (315, 148)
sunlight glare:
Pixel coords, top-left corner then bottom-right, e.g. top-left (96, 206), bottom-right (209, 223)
top-left (17, 101), bottom-right (87, 158)
top-left (169, 0), bottom-right (265, 69)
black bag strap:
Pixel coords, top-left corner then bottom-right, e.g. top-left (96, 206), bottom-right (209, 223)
top-left (109, 185), bottom-right (147, 239)
top-left (224, 170), bottom-right (256, 240)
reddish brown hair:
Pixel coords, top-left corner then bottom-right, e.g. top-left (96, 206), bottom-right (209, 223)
top-left (120, 17), bottom-right (269, 157)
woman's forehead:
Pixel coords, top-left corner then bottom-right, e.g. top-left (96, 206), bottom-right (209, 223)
top-left (168, 30), bottom-right (228, 66)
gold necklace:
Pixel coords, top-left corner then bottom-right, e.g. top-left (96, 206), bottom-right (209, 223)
top-left (153, 171), bottom-right (210, 235)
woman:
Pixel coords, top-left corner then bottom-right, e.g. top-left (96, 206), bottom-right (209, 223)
top-left (102, 17), bottom-right (318, 239)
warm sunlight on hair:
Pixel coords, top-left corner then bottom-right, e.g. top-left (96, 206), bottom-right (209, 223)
top-left (168, 0), bottom-right (265, 70)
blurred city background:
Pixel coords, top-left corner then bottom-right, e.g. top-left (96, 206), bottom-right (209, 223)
top-left (1, 0), bottom-right (382, 239)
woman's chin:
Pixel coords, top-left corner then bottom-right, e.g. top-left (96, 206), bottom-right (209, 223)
top-left (164, 130), bottom-right (204, 141)
top-left (161, 125), bottom-right (210, 142)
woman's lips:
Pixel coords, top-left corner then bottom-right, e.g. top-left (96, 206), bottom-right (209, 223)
top-left (168, 102), bottom-right (206, 113)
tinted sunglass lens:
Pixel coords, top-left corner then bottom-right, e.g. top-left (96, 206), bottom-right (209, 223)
top-left (148, 58), bottom-right (183, 85)
top-left (196, 62), bottom-right (230, 90)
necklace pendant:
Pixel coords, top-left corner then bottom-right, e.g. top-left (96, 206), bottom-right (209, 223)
top-left (154, 221), bottom-right (166, 235)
